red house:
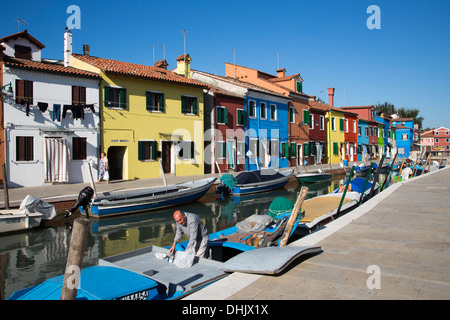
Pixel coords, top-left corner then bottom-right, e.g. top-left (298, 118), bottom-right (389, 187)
top-left (307, 96), bottom-right (327, 165)
top-left (342, 110), bottom-right (359, 162)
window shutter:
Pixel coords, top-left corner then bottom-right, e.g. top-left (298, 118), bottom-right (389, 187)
top-left (284, 142), bottom-right (289, 158)
top-left (159, 93), bottom-right (165, 112)
top-left (303, 110), bottom-right (310, 124)
top-left (104, 86), bottom-right (110, 107)
top-left (16, 79), bottom-right (25, 104)
top-left (146, 91), bottom-right (151, 111)
top-left (119, 88), bottom-right (126, 109)
top-left (339, 118), bottom-right (344, 131)
top-left (223, 108), bottom-right (228, 124)
top-left (151, 141), bottom-right (157, 160)
top-left (291, 143), bottom-right (296, 157)
top-left (192, 97), bottom-right (198, 115)
top-left (181, 96), bottom-right (186, 113)
top-left (138, 141), bottom-right (143, 160)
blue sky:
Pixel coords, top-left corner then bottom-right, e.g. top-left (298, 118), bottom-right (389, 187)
top-left (2, 0), bottom-right (449, 129)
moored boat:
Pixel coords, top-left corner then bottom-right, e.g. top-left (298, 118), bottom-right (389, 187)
top-left (80, 177), bottom-right (217, 218)
top-left (216, 168), bottom-right (294, 196)
top-left (295, 171), bottom-right (332, 183)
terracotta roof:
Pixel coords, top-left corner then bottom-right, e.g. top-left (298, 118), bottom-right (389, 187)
top-left (4, 56), bottom-right (100, 79)
top-left (308, 99), bottom-right (359, 116)
top-left (72, 53), bottom-right (207, 88)
top-left (268, 73), bottom-right (301, 82)
top-left (0, 30), bottom-right (45, 49)
top-left (341, 105), bottom-right (374, 109)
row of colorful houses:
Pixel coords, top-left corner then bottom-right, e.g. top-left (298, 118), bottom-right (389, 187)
top-left (0, 29), bottom-right (417, 187)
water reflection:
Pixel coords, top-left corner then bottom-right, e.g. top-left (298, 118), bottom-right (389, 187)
top-left (0, 172), bottom-right (392, 299)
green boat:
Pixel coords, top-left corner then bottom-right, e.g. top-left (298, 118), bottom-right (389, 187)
top-left (295, 172), bottom-right (332, 183)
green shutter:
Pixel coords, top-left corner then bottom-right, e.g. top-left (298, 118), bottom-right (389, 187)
top-left (138, 141), bottom-right (143, 160)
top-left (284, 143), bottom-right (289, 158)
top-left (192, 97), bottom-right (198, 115)
top-left (146, 91), bottom-right (151, 111)
top-left (304, 143), bottom-right (310, 156)
top-left (104, 86), bottom-right (110, 107)
top-left (289, 108), bottom-right (294, 123)
top-left (159, 93), bottom-right (164, 112)
top-left (333, 142), bottom-right (339, 155)
top-left (151, 141), bottom-right (157, 160)
top-left (291, 142), bottom-right (296, 157)
top-left (339, 118), bottom-right (344, 131)
top-left (181, 96), bottom-right (186, 113)
top-left (223, 108), bottom-right (228, 124)
top-left (304, 110), bottom-right (310, 124)
top-left (119, 88), bottom-right (126, 109)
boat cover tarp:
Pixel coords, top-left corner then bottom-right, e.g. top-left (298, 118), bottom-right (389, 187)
top-left (268, 197), bottom-right (294, 219)
top-left (19, 195), bottom-right (56, 220)
top-left (222, 246), bottom-right (322, 275)
top-left (234, 169), bottom-right (284, 185)
top-left (236, 214), bottom-right (273, 233)
top-left (219, 174), bottom-right (238, 191)
top-left (347, 178), bottom-right (373, 193)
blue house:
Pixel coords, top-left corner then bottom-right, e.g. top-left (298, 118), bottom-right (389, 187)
top-left (190, 70), bottom-right (291, 171)
top-left (357, 119), bottom-right (370, 161)
top-left (244, 88), bottom-right (291, 171)
top-left (391, 118), bottom-right (414, 158)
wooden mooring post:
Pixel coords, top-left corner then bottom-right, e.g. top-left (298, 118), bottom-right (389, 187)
top-left (2, 163), bottom-right (9, 209)
top-left (60, 217), bottom-right (91, 300)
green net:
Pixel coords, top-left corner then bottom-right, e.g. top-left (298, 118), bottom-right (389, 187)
top-left (268, 197), bottom-right (294, 219)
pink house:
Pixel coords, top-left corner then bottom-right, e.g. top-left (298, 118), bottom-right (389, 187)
top-left (420, 127), bottom-right (450, 155)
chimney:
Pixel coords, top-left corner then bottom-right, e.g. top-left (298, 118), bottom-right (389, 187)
top-left (154, 59), bottom-right (168, 69)
top-left (63, 28), bottom-right (72, 67)
top-left (176, 54), bottom-right (191, 78)
top-left (327, 88), bottom-right (335, 107)
top-left (276, 68), bottom-right (286, 78)
top-left (309, 95), bottom-right (316, 102)
top-left (83, 44), bottom-right (90, 57)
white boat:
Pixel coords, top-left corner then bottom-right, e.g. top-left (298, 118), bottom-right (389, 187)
top-left (0, 195), bottom-right (56, 235)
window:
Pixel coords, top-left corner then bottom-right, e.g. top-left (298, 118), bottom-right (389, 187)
top-left (16, 136), bottom-right (34, 161)
top-left (72, 137), bottom-right (87, 160)
top-left (333, 142), bottom-right (339, 155)
top-left (178, 140), bottom-right (194, 160)
top-left (216, 106), bottom-right (228, 124)
top-left (365, 127), bottom-right (369, 137)
top-left (303, 142), bottom-right (310, 157)
top-left (339, 118), bottom-right (344, 132)
top-left (296, 81), bottom-right (302, 93)
top-left (237, 109), bottom-right (246, 126)
top-left (402, 134), bottom-right (408, 141)
top-left (72, 86), bottom-right (86, 106)
top-left (345, 119), bottom-right (348, 132)
top-left (435, 138), bottom-right (439, 143)
top-left (146, 91), bottom-right (165, 112)
top-left (138, 140), bottom-right (157, 161)
top-left (331, 117), bottom-right (336, 131)
top-left (181, 95), bottom-right (198, 114)
top-left (270, 104), bottom-right (277, 120)
top-left (290, 142), bottom-right (296, 158)
top-left (303, 110), bottom-right (310, 125)
top-left (14, 44), bottom-right (32, 60)
top-left (104, 86), bottom-right (126, 109)
top-left (358, 126), bottom-right (362, 136)
top-left (281, 142), bottom-right (289, 158)
top-left (446, 138), bottom-right (449, 143)
top-left (237, 141), bottom-right (245, 158)
top-left (353, 120), bottom-right (357, 133)
top-left (289, 107), bottom-right (294, 123)
top-left (249, 100), bottom-right (256, 118)
top-left (320, 116), bottom-right (325, 130)
top-left (270, 140), bottom-right (279, 158)
top-left (217, 141), bottom-right (226, 159)
top-left (15, 80), bottom-right (33, 105)
top-left (309, 114), bottom-right (314, 130)
top-left (374, 127), bottom-right (378, 137)
top-left (260, 102), bottom-right (267, 119)
top-left (249, 139), bottom-right (259, 157)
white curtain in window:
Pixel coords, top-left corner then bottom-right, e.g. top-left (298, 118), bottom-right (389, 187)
top-left (44, 137), bottom-right (69, 182)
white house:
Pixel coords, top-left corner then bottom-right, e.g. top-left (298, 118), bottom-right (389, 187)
top-left (1, 30), bottom-right (100, 187)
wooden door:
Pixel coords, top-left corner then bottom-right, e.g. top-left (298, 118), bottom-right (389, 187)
top-left (161, 141), bottom-right (172, 173)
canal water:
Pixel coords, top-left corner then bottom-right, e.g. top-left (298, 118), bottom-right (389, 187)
top-left (0, 173), bottom-right (393, 299)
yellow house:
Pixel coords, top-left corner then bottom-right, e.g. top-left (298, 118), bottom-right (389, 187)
top-left (70, 53), bottom-right (207, 180)
top-left (326, 108), bottom-right (346, 164)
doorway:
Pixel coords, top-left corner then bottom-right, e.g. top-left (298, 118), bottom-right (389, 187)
top-left (161, 141), bottom-right (172, 173)
top-left (107, 146), bottom-right (126, 180)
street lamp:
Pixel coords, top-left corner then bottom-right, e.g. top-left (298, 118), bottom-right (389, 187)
top-left (1, 82), bottom-right (13, 94)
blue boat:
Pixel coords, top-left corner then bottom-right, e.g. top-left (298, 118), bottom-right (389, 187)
top-left (216, 168), bottom-right (294, 196)
top-left (83, 177), bottom-right (216, 218)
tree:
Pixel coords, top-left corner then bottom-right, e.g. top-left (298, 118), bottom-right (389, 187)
top-left (374, 102), bottom-right (424, 130)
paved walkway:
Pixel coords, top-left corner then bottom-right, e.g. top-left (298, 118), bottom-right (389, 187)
top-left (185, 165), bottom-right (450, 300)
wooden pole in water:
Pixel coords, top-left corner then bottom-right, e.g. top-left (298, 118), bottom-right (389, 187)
top-left (2, 163), bottom-right (10, 209)
top-left (396, 158), bottom-right (405, 182)
top-left (60, 217), bottom-right (91, 300)
top-left (279, 186), bottom-right (309, 247)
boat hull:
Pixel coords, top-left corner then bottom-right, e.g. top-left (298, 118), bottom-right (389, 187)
top-left (86, 177), bottom-right (216, 218)
top-left (232, 169), bottom-right (294, 196)
top-left (296, 172), bottom-right (332, 183)
top-left (0, 210), bottom-right (43, 234)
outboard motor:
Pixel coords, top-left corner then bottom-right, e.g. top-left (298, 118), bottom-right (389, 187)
top-left (65, 186), bottom-right (95, 218)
